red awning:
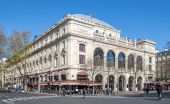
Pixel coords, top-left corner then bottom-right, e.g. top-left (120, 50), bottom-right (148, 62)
top-left (61, 71), bottom-right (66, 75)
top-left (39, 82), bottom-right (48, 85)
top-left (48, 74), bottom-right (53, 76)
top-left (77, 71), bottom-right (88, 76)
top-left (55, 80), bottom-right (101, 86)
top-left (54, 72), bottom-right (59, 75)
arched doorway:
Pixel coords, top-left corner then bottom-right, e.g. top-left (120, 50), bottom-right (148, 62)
top-left (119, 75), bottom-right (125, 91)
top-left (137, 76), bottom-right (142, 91)
top-left (95, 74), bottom-right (103, 90)
top-left (128, 76), bottom-right (134, 91)
top-left (95, 74), bottom-right (103, 83)
top-left (108, 75), bottom-right (115, 91)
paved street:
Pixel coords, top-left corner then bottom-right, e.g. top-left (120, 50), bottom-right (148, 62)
top-left (0, 91), bottom-right (170, 104)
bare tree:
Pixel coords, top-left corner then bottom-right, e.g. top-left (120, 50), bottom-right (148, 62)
top-left (7, 30), bottom-right (31, 92)
top-left (86, 58), bottom-right (100, 95)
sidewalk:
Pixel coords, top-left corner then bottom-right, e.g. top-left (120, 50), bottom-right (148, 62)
top-left (28, 91), bottom-right (170, 99)
top-left (28, 91), bottom-right (144, 96)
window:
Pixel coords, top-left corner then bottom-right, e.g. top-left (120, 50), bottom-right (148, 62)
top-left (62, 55), bottom-right (65, 65)
top-left (79, 44), bottom-right (85, 52)
top-left (79, 55), bottom-right (85, 64)
top-left (48, 76), bottom-right (53, 81)
top-left (149, 65), bottom-right (152, 71)
top-left (118, 52), bottom-right (125, 69)
top-left (61, 75), bottom-right (66, 80)
top-left (77, 75), bottom-right (88, 80)
top-left (63, 41), bottom-right (65, 48)
top-left (149, 57), bottom-right (152, 63)
top-left (46, 37), bottom-right (48, 44)
top-left (63, 28), bottom-right (65, 34)
top-left (56, 32), bottom-right (59, 37)
top-left (96, 30), bottom-right (98, 33)
top-left (41, 41), bottom-right (43, 46)
top-left (50, 35), bottom-right (52, 42)
top-left (56, 44), bottom-right (58, 51)
top-left (54, 75), bottom-right (58, 81)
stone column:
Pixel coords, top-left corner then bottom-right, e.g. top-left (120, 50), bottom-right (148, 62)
top-left (38, 75), bottom-right (41, 92)
top-left (114, 75), bottom-right (119, 94)
top-left (134, 54), bottom-right (137, 91)
top-left (125, 75), bottom-right (129, 91)
top-left (125, 56), bottom-right (128, 71)
top-left (115, 55), bottom-right (118, 69)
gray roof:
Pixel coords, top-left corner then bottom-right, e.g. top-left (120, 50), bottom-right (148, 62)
top-left (67, 14), bottom-right (114, 29)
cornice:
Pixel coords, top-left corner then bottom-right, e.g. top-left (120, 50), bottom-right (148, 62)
top-left (69, 32), bottom-right (155, 55)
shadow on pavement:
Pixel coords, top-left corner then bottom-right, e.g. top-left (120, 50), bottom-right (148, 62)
top-left (143, 97), bottom-right (162, 101)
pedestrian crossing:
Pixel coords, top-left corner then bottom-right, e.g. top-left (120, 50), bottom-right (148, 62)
top-left (1, 96), bottom-right (58, 103)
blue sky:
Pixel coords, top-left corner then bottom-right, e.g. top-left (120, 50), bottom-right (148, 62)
top-left (0, 0), bottom-right (170, 50)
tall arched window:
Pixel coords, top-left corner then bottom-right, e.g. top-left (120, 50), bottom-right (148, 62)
top-left (128, 54), bottom-right (134, 69)
top-left (118, 52), bottom-right (125, 68)
top-left (136, 56), bottom-right (143, 71)
top-left (107, 50), bottom-right (115, 67)
top-left (94, 48), bottom-right (104, 66)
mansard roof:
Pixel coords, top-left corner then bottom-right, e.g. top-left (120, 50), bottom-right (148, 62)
top-left (67, 14), bottom-right (114, 29)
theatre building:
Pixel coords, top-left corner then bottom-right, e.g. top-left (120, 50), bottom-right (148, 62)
top-left (5, 14), bottom-right (156, 93)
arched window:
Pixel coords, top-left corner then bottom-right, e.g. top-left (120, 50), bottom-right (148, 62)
top-left (136, 56), bottom-right (143, 71)
top-left (128, 54), bottom-right (134, 69)
top-left (118, 52), bottom-right (125, 68)
top-left (94, 48), bottom-right (104, 66)
top-left (107, 50), bottom-right (115, 67)
top-left (95, 74), bottom-right (103, 83)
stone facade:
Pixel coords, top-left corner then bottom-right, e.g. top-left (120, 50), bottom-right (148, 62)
top-left (5, 14), bottom-right (156, 93)
top-left (156, 49), bottom-right (170, 82)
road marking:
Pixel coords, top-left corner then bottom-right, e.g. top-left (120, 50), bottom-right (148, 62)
top-left (0, 95), bottom-right (60, 103)
top-left (2, 99), bottom-right (8, 102)
top-left (6, 99), bottom-right (15, 101)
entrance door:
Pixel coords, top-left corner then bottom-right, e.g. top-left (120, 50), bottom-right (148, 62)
top-left (119, 75), bottom-right (125, 91)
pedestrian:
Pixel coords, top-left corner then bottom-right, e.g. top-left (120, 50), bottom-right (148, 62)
top-left (157, 85), bottom-right (162, 100)
top-left (83, 88), bottom-right (86, 98)
top-left (146, 86), bottom-right (150, 97)
top-left (75, 88), bottom-right (78, 94)
top-left (62, 88), bottom-right (66, 96)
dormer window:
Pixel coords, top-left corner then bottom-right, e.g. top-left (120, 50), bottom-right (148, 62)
top-left (149, 57), bottom-right (152, 63)
top-left (46, 37), bottom-right (48, 44)
top-left (56, 32), bottom-right (59, 38)
top-left (50, 35), bottom-right (52, 42)
top-left (96, 30), bottom-right (99, 33)
top-left (63, 41), bottom-right (65, 48)
top-left (41, 41), bottom-right (43, 46)
top-left (109, 34), bottom-right (112, 37)
top-left (63, 28), bottom-right (65, 34)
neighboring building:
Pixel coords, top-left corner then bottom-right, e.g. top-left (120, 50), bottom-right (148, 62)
top-left (0, 58), bottom-right (7, 88)
top-left (4, 14), bottom-right (156, 93)
top-left (156, 49), bottom-right (170, 82)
